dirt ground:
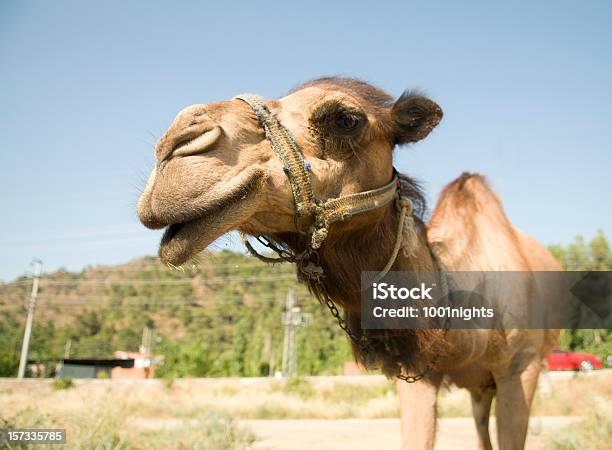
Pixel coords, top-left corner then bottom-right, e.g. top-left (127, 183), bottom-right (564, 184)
top-left (244, 417), bottom-right (579, 450)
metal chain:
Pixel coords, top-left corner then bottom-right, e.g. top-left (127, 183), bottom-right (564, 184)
top-left (314, 279), bottom-right (372, 356)
top-left (315, 273), bottom-right (446, 383)
top-left (241, 229), bottom-right (447, 383)
top-left (397, 355), bottom-right (440, 383)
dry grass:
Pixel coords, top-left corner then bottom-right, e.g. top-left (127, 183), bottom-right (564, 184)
top-left (1, 373), bottom-right (610, 448)
top-left (532, 373), bottom-right (612, 416)
top-left (546, 398), bottom-right (612, 450)
top-left (0, 380), bottom-right (255, 450)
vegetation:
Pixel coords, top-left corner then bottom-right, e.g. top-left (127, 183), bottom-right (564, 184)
top-left (0, 250), bottom-right (352, 378)
top-left (52, 376), bottom-right (73, 390)
top-left (547, 398), bottom-right (611, 450)
top-left (2, 375), bottom-right (608, 422)
top-left (1, 382), bottom-right (255, 449)
top-left (549, 230), bottom-right (612, 361)
top-left (0, 232), bottom-right (610, 378)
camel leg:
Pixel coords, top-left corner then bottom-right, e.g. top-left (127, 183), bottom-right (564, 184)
top-left (470, 387), bottom-right (495, 450)
top-left (397, 373), bottom-right (442, 450)
top-left (494, 360), bottom-right (541, 450)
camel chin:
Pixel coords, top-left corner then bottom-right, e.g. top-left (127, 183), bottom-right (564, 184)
top-left (158, 170), bottom-right (267, 266)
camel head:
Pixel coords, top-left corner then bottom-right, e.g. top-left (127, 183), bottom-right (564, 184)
top-left (138, 77), bottom-right (442, 266)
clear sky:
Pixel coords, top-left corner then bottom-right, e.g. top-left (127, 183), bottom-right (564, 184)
top-left (1, 1), bottom-right (611, 281)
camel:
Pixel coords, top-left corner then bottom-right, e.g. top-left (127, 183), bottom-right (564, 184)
top-left (138, 77), bottom-right (559, 450)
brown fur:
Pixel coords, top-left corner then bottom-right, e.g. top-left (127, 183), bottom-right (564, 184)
top-left (138, 78), bottom-right (559, 450)
top-left (268, 173), bottom-right (448, 377)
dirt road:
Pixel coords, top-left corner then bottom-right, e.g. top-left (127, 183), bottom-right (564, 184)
top-left (243, 417), bottom-right (578, 450)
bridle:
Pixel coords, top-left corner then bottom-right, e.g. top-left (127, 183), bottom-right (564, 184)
top-left (235, 94), bottom-right (403, 250)
top-left (235, 94), bottom-right (442, 383)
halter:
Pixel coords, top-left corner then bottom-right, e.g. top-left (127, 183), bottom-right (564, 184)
top-left (235, 94), bottom-right (403, 251)
top-left (235, 94), bottom-right (440, 383)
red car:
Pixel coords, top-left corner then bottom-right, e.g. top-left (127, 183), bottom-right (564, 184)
top-left (547, 346), bottom-right (602, 371)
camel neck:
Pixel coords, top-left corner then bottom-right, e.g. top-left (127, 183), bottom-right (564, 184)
top-left (270, 198), bottom-right (448, 377)
top-left (310, 203), bottom-right (437, 313)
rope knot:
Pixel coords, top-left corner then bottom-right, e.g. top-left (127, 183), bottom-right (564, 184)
top-left (311, 226), bottom-right (328, 249)
top-left (397, 196), bottom-right (413, 213)
top-left (299, 261), bottom-right (325, 281)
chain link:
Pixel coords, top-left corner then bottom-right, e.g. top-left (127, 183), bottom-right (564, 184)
top-left (319, 283), bottom-right (371, 355)
top-left (314, 274), bottom-right (444, 383)
top-left (242, 234), bottom-right (445, 383)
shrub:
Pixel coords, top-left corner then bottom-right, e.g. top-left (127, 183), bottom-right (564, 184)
top-left (548, 398), bottom-right (612, 450)
top-left (281, 377), bottom-right (315, 399)
top-left (52, 377), bottom-right (74, 390)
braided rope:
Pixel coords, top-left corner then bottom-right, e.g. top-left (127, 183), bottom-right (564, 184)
top-left (235, 95), bottom-right (316, 216)
top-left (370, 197), bottom-right (412, 285)
top-left (235, 94), bottom-right (399, 249)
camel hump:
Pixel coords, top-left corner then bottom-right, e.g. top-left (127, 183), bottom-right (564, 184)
top-left (456, 171), bottom-right (487, 185)
top-left (439, 172), bottom-right (504, 210)
top-left (429, 172), bottom-right (545, 271)
top-left (432, 172), bottom-right (507, 227)
top-left (440, 173), bottom-right (560, 269)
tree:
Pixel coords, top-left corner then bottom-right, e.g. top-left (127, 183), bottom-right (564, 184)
top-left (549, 231), bottom-right (612, 361)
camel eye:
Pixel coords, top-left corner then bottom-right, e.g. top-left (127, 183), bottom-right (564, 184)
top-left (309, 101), bottom-right (367, 159)
top-left (334, 112), bottom-right (361, 131)
top-left (329, 110), bottom-right (366, 138)
top-left (310, 101), bottom-right (366, 137)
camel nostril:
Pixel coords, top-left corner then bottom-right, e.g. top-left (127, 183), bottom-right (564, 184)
top-left (171, 125), bottom-right (223, 158)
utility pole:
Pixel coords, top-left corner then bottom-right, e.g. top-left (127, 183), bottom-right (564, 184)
top-left (281, 290), bottom-right (310, 378)
top-left (140, 327), bottom-right (149, 354)
top-left (17, 259), bottom-right (42, 379)
top-left (140, 326), bottom-right (155, 354)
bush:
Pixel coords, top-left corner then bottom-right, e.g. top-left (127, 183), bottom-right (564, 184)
top-left (137, 411), bottom-right (256, 450)
top-left (548, 398), bottom-right (612, 450)
top-left (52, 377), bottom-right (74, 390)
top-left (281, 377), bottom-right (315, 399)
top-left (162, 374), bottom-right (175, 389)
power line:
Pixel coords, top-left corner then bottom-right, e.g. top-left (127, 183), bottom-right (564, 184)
top-left (57, 260), bottom-right (287, 272)
top-left (29, 291), bottom-right (310, 309)
top-left (37, 299), bottom-right (288, 307)
top-left (34, 274), bottom-right (298, 286)
top-left (37, 293), bottom-right (292, 302)
top-left (1, 258), bottom-right (293, 284)
top-left (33, 265), bottom-right (294, 279)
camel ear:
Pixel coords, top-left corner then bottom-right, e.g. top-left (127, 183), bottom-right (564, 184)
top-left (391, 92), bottom-right (443, 144)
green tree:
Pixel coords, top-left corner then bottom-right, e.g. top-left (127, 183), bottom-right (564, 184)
top-left (549, 231), bottom-right (612, 361)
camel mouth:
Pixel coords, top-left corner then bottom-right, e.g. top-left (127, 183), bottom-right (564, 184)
top-left (164, 222), bottom-right (185, 242)
top-left (158, 168), bottom-right (267, 266)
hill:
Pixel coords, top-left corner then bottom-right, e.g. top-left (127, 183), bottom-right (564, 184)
top-left (0, 250), bottom-right (352, 377)
top-left (1, 231), bottom-right (610, 377)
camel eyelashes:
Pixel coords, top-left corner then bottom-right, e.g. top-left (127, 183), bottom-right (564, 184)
top-left (309, 101), bottom-right (367, 160)
top-left (310, 100), bottom-right (367, 138)
top-left (334, 111), bottom-right (362, 132)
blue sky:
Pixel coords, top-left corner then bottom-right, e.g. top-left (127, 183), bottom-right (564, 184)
top-left (1, 1), bottom-right (610, 281)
